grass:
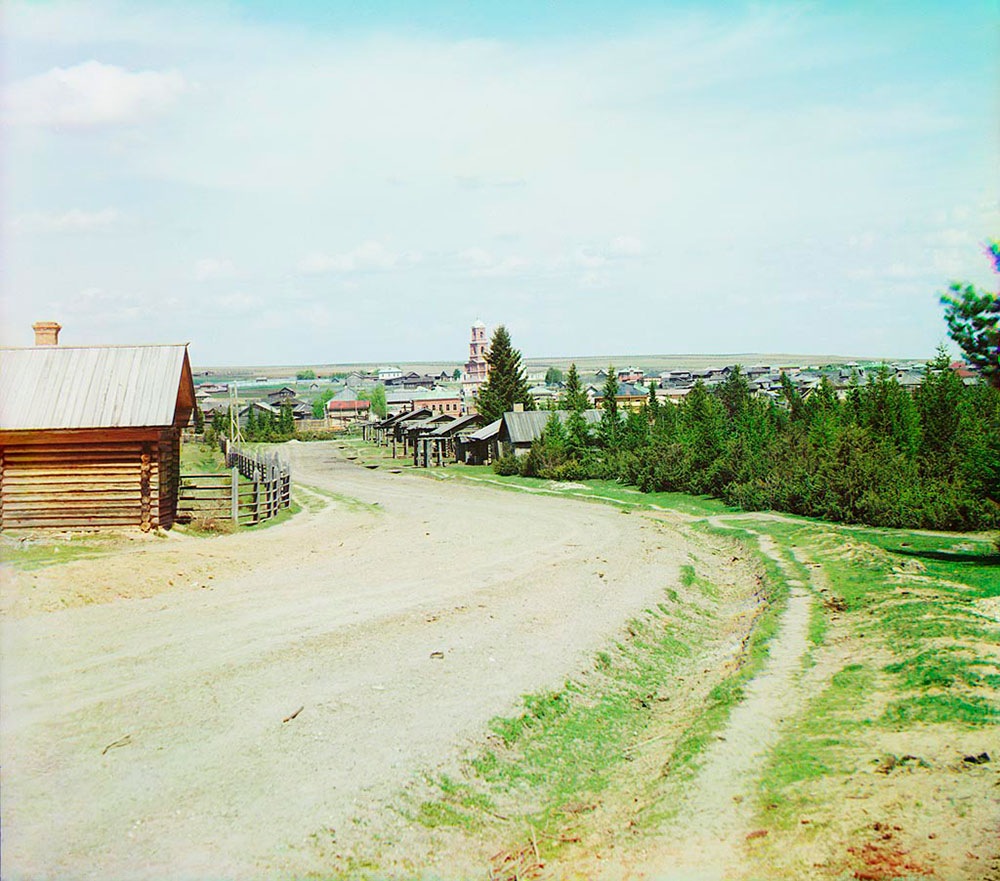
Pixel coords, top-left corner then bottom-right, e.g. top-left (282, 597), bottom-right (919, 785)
top-left (660, 521), bottom-right (791, 788)
top-left (0, 531), bottom-right (125, 570)
top-left (757, 662), bottom-right (874, 826)
top-left (180, 441), bottom-right (227, 474)
top-left (408, 520), bottom-right (787, 859)
top-left (412, 588), bottom-right (717, 840)
top-left (750, 516), bottom-right (1000, 836)
top-left (437, 464), bottom-right (734, 517)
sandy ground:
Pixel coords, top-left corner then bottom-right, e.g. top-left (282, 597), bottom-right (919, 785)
top-left (0, 442), bottom-right (720, 881)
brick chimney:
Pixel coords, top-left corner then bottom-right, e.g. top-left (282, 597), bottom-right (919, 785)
top-left (32, 321), bottom-right (61, 346)
top-left (513, 402), bottom-right (524, 412)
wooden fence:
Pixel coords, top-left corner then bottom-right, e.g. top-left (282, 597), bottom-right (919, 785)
top-left (177, 442), bottom-right (291, 527)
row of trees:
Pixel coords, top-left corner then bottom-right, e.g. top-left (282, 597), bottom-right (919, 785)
top-left (514, 352), bottom-right (999, 531)
top-left (488, 244), bottom-right (999, 532)
top-left (205, 405), bottom-right (298, 444)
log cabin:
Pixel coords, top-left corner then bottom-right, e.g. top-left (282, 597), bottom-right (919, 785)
top-left (0, 323), bottom-right (196, 531)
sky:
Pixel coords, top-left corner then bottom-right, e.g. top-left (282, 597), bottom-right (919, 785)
top-left (2, 0), bottom-right (997, 366)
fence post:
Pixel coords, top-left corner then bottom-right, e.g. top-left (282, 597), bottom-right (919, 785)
top-left (254, 469), bottom-right (261, 525)
top-left (231, 466), bottom-right (239, 525)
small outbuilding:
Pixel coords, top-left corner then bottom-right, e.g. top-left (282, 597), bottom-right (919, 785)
top-left (0, 323), bottom-right (195, 531)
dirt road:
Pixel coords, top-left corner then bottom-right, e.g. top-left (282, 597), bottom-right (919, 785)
top-left (0, 442), bottom-right (716, 880)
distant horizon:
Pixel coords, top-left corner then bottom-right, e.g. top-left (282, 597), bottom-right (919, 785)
top-left (189, 349), bottom-right (931, 373)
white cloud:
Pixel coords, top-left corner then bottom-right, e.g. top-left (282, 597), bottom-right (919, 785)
top-left (455, 174), bottom-right (528, 190)
top-left (214, 292), bottom-right (261, 313)
top-left (572, 247), bottom-right (608, 269)
top-left (3, 60), bottom-right (186, 128)
top-left (607, 235), bottom-right (644, 257)
top-left (297, 241), bottom-right (421, 274)
top-left (9, 208), bottom-right (119, 233)
top-left (195, 258), bottom-right (238, 280)
top-left (455, 248), bottom-right (529, 277)
top-left (61, 287), bottom-right (142, 319)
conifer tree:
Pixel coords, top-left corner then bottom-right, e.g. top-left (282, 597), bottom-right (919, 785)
top-left (717, 366), bottom-right (751, 421)
top-left (647, 380), bottom-right (660, 422)
top-left (542, 409), bottom-right (567, 452)
top-left (599, 366), bottom-right (620, 448)
top-left (940, 240), bottom-right (999, 388)
top-left (279, 403), bottom-right (295, 437)
top-left (475, 325), bottom-right (534, 423)
top-left (915, 345), bottom-right (964, 465)
top-left (562, 363), bottom-right (588, 412)
top-left (193, 405), bottom-right (205, 434)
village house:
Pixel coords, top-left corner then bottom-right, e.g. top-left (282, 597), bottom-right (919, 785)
top-left (617, 366), bottom-right (644, 383)
top-left (421, 392), bottom-right (463, 416)
top-left (594, 381), bottom-right (649, 412)
top-left (326, 397), bottom-right (371, 428)
top-left (527, 385), bottom-right (560, 407)
top-left (0, 321), bottom-right (195, 531)
top-left (498, 407), bottom-right (604, 456)
top-left (377, 366), bottom-right (403, 382)
top-left (455, 418), bottom-right (501, 465)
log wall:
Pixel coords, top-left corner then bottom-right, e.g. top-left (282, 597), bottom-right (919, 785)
top-left (0, 429), bottom-right (181, 531)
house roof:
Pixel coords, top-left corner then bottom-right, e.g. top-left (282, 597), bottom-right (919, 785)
top-left (466, 418), bottom-right (501, 441)
top-left (327, 399), bottom-right (370, 411)
top-left (429, 413), bottom-right (481, 436)
top-left (501, 409), bottom-right (603, 445)
top-left (0, 344), bottom-right (193, 431)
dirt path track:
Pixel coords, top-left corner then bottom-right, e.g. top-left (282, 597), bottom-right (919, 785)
top-left (1, 443), bottom-right (710, 880)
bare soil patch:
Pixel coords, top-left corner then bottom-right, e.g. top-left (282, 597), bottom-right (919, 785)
top-left (0, 441), bottom-right (751, 881)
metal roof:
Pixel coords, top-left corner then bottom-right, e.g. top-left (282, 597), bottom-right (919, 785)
top-left (429, 413), bottom-right (481, 436)
top-left (466, 418), bottom-right (501, 441)
top-left (501, 409), bottom-right (603, 445)
top-left (0, 344), bottom-right (191, 430)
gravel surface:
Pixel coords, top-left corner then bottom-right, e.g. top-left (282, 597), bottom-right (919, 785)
top-left (1, 442), bottom-right (702, 880)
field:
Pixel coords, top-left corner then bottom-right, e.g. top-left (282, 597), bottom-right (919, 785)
top-left (1, 441), bottom-right (997, 880)
top-left (194, 351), bottom-right (916, 382)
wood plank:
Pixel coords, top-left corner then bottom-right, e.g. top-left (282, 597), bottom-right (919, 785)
top-left (5, 492), bottom-right (142, 502)
top-left (0, 428), bottom-right (163, 445)
top-left (4, 514), bottom-right (145, 529)
top-left (3, 500), bottom-right (144, 512)
top-left (3, 444), bottom-right (146, 454)
top-left (2, 467), bottom-right (143, 476)
top-left (3, 474), bottom-right (150, 485)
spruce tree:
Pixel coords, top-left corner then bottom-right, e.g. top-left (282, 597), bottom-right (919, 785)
top-left (279, 403), bottom-right (295, 437)
top-left (599, 366), bottom-right (620, 448)
top-left (562, 363), bottom-right (588, 412)
top-left (718, 366), bottom-right (751, 421)
top-left (916, 344), bottom-right (965, 465)
top-left (646, 380), bottom-right (660, 422)
top-left (542, 409), bottom-right (567, 452)
top-left (475, 325), bottom-right (534, 423)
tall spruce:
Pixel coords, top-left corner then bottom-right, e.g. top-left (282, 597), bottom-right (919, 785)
top-left (475, 325), bottom-right (534, 423)
top-left (562, 362), bottom-right (588, 412)
top-left (599, 366), bottom-right (620, 448)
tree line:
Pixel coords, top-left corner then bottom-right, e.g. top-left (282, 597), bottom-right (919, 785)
top-left (485, 244), bottom-right (999, 532)
top-left (510, 352), bottom-right (998, 531)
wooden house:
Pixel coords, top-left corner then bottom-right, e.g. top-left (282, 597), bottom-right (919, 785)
top-left (0, 328), bottom-right (195, 531)
top-left (456, 418), bottom-right (501, 465)
top-left (499, 408), bottom-right (603, 456)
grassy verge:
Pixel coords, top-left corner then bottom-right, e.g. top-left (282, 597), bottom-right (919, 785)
top-left (394, 526), bottom-right (786, 873)
top-left (752, 520), bottom-right (1000, 833)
